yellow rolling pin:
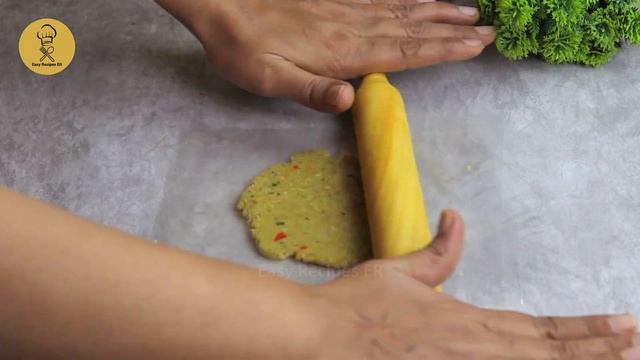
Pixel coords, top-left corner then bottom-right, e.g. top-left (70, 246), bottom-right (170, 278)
top-left (353, 73), bottom-right (439, 289)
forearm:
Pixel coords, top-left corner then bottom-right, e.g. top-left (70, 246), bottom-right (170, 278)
top-left (0, 187), bottom-right (319, 359)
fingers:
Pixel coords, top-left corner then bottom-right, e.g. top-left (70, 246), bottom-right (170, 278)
top-left (494, 333), bottom-right (638, 360)
top-left (246, 54), bottom-right (354, 113)
top-left (479, 311), bottom-right (640, 358)
top-left (359, 2), bottom-right (481, 25)
top-left (555, 336), bottom-right (637, 357)
top-left (241, 37), bottom-right (487, 110)
top-left (338, 3), bottom-right (494, 76)
top-left (387, 209), bottom-right (464, 286)
top-left (484, 311), bottom-right (638, 340)
top-left (312, 2), bottom-right (492, 76)
top-left (533, 315), bottom-right (638, 340)
top-left (362, 21), bottom-right (495, 45)
top-left (344, 36), bottom-right (486, 75)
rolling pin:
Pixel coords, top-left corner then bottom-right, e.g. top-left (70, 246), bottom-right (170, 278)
top-left (353, 74), bottom-right (438, 288)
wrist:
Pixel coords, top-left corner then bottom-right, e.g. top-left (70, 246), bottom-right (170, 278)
top-left (205, 270), bottom-right (329, 360)
top-left (304, 283), bottom-right (361, 360)
top-left (155, 0), bottom-right (215, 37)
top-left (252, 280), bottom-right (329, 360)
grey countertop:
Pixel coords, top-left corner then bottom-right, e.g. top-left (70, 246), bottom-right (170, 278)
top-left (2, 1), bottom-right (639, 317)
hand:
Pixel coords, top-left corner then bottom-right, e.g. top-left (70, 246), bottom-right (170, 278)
top-left (1, 186), bottom-right (638, 359)
top-left (159, 0), bottom-right (496, 113)
top-left (307, 210), bottom-right (640, 359)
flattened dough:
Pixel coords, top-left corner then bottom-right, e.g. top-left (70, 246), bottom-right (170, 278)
top-left (237, 150), bottom-right (371, 268)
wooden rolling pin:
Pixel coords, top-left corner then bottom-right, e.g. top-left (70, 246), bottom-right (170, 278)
top-left (353, 73), bottom-right (436, 278)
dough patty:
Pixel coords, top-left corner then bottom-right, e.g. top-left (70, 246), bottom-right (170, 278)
top-left (237, 150), bottom-right (371, 268)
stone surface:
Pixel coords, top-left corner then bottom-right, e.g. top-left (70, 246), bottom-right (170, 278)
top-left (2, 0), bottom-right (639, 316)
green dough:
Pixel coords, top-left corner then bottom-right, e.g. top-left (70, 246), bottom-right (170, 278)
top-left (237, 150), bottom-right (371, 268)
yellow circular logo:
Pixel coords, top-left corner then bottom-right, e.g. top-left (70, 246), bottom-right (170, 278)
top-left (18, 18), bottom-right (75, 76)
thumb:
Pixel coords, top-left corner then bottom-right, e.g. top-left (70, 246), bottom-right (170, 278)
top-left (260, 55), bottom-right (354, 113)
top-left (389, 209), bottom-right (465, 287)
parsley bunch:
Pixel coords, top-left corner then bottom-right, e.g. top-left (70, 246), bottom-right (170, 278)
top-left (478, 0), bottom-right (640, 66)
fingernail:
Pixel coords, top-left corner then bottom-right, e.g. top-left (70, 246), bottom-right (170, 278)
top-left (325, 84), bottom-right (345, 108)
top-left (609, 315), bottom-right (637, 334)
top-left (475, 26), bottom-right (495, 35)
top-left (622, 347), bottom-right (640, 360)
top-left (462, 39), bottom-right (483, 47)
top-left (439, 211), bottom-right (455, 232)
top-left (458, 6), bottom-right (479, 17)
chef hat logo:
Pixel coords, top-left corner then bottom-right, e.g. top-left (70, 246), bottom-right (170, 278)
top-left (37, 24), bottom-right (57, 46)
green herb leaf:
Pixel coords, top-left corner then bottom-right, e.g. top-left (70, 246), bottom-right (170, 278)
top-left (480, 0), bottom-right (640, 66)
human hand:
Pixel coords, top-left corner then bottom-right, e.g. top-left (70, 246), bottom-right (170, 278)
top-left (1, 186), bottom-right (638, 359)
top-left (307, 210), bottom-right (640, 359)
top-left (159, 0), bottom-right (495, 113)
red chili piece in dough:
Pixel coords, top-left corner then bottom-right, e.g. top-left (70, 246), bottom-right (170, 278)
top-left (274, 232), bottom-right (288, 242)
